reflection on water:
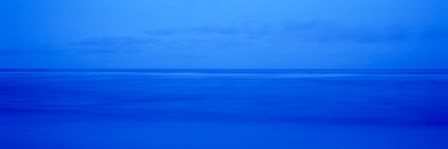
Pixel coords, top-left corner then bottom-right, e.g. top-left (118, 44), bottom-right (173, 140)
top-left (1, 70), bottom-right (448, 149)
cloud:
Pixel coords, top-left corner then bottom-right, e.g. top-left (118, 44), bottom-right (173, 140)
top-left (0, 49), bottom-right (21, 56)
top-left (282, 22), bottom-right (448, 43)
top-left (143, 22), bottom-right (448, 45)
top-left (70, 36), bottom-right (167, 54)
top-left (0, 47), bottom-right (68, 56)
top-left (282, 22), bottom-right (407, 43)
top-left (77, 36), bottom-right (162, 47)
top-left (417, 26), bottom-right (448, 41)
top-left (68, 21), bottom-right (447, 55)
top-left (145, 24), bottom-right (271, 37)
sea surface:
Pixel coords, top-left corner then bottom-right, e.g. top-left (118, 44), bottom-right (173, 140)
top-left (1, 69), bottom-right (448, 149)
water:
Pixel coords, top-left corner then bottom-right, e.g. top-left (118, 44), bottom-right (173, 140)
top-left (1, 69), bottom-right (448, 149)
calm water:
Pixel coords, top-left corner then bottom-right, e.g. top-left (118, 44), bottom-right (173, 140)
top-left (1, 69), bottom-right (448, 149)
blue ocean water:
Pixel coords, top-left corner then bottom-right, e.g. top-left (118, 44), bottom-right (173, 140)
top-left (1, 69), bottom-right (448, 149)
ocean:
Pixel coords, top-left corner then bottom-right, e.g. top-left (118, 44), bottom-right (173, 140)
top-left (1, 69), bottom-right (447, 149)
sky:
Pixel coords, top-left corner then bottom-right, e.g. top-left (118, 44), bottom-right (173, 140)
top-left (1, 0), bottom-right (447, 69)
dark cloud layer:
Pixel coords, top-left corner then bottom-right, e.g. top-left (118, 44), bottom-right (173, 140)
top-left (2, 22), bottom-right (446, 57)
top-left (75, 22), bottom-right (447, 51)
top-left (280, 22), bottom-right (440, 43)
top-left (78, 36), bottom-right (161, 47)
top-left (2, 0), bottom-right (447, 68)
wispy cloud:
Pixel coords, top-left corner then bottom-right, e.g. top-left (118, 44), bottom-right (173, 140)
top-left (143, 22), bottom-right (447, 44)
top-left (70, 36), bottom-right (166, 54)
top-left (0, 47), bottom-right (67, 56)
top-left (416, 26), bottom-right (448, 41)
top-left (145, 25), bottom-right (270, 37)
top-left (282, 22), bottom-right (448, 43)
top-left (77, 36), bottom-right (161, 47)
top-left (281, 22), bottom-right (410, 43)
top-left (67, 21), bottom-right (447, 55)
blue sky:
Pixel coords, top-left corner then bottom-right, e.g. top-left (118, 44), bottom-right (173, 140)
top-left (1, 0), bottom-right (447, 69)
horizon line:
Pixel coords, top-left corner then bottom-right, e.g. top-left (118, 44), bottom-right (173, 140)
top-left (0, 68), bottom-right (447, 72)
